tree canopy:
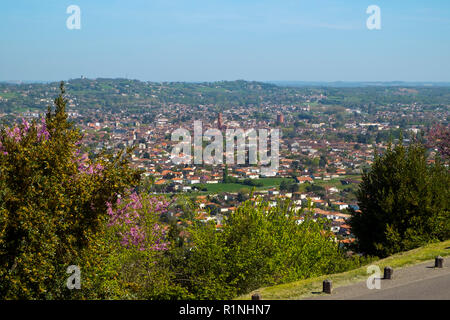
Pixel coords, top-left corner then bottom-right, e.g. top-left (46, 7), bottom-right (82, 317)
top-left (350, 141), bottom-right (450, 257)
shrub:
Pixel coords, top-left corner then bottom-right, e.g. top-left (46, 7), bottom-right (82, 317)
top-left (173, 198), bottom-right (362, 299)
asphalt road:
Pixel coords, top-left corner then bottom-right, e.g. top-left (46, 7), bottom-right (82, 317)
top-left (306, 257), bottom-right (450, 300)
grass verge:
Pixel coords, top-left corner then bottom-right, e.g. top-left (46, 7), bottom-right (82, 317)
top-left (237, 240), bottom-right (450, 300)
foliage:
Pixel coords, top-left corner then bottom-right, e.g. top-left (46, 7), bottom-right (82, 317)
top-left (350, 141), bottom-right (450, 257)
top-left (0, 83), bottom-right (140, 299)
top-left (106, 193), bottom-right (171, 251)
top-left (279, 180), bottom-right (299, 193)
top-left (170, 198), bottom-right (364, 299)
top-left (98, 193), bottom-right (190, 299)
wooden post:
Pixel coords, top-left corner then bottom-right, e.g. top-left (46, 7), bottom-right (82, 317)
top-left (323, 280), bottom-right (332, 294)
top-left (251, 292), bottom-right (261, 300)
top-left (384, 266), bottom-right (393, 279)
top-left (435, 256), bottom-right (444, 268)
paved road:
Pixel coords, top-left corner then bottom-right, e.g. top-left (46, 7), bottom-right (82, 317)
top-left (306, 257), bottom-right (450, 300)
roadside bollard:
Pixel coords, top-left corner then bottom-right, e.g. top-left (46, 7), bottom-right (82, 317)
top-left (323, 279), bottom-right (332, 294)
top-left (435, 256), bottom-right (444, 268)
top-left (252, 292), bottom-right (261, 300)
top-left (384, 266), bottom-right (393, 279)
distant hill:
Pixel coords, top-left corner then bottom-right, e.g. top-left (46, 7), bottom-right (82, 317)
top-left (268, 81), bottom-right (450, 87)
top-left (1, 78), bottom-right (450, 115)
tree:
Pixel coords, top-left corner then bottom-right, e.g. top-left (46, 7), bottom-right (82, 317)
top-left (319, 155), bottom-right (327, 168)
top-left (172, 198), bottom-right (365, 299)
top-left (287, 182), bottom-right (299, 193)
top-left (279, 180), bottom-right (288, 191)
top-left (100, 193), bottom-right (184, 299)
top-left (237, 189), bottom-right (250, 202)
top-left (0, 82), bottom-right (140, 299)
top-left (222, 164), bottom-right (229, 183)
top-left (350, 141), bottom-right (450, 257)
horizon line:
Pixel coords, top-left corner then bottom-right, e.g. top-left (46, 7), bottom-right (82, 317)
top-left (2, 78), bottom-right (450, 85)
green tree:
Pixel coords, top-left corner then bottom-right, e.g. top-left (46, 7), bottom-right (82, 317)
top-left (222, 165), bottom-right (229, 183)
top-left (319, 155), bottom-right (327, 168)
top-left (0, 82), bottom-right (140, 299)
top-left (174, 198), bottom-right (363, 299)
top-left (350, 141), bottom-right (450, 257)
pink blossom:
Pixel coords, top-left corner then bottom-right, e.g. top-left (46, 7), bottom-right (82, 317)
top-left (6, 126), bottom-right (22, 142)
top-left (21, 118), bottom-right (30, 133)
top-left (37, 117), bottom-right (50, 141)
top-left (107, 193), bottom-right (172, 251)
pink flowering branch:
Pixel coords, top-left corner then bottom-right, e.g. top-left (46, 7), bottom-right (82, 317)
top-left (106, 192), bottom-right (172, 251)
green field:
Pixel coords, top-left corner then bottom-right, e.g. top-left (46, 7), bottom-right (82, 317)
top-left (313, 175), bottom-right (362, 190)
top-left (193, 176), bottom-right (362, 194)
top-left (194, 177), bottom-right (296, 193)
top-left (0, 92), bottom-right (20, 99)
top-left (257, 177), bottom-right (296, 187)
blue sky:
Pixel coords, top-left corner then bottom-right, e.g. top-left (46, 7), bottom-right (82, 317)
top-left (0, 0), bottom-right (449, 82)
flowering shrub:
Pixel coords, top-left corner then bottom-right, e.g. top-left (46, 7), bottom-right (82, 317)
top-left (99, 192), bottom-right (184, 299)
top-left (0, 117), bottom-right (50, 156)
top-left (106, 193), bottom-right (172, 251)
top-left (0, 82), bottom-right (140, 299)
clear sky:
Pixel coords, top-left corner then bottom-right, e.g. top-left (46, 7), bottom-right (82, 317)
top-left (1, 0), bottom-right (449, 82)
